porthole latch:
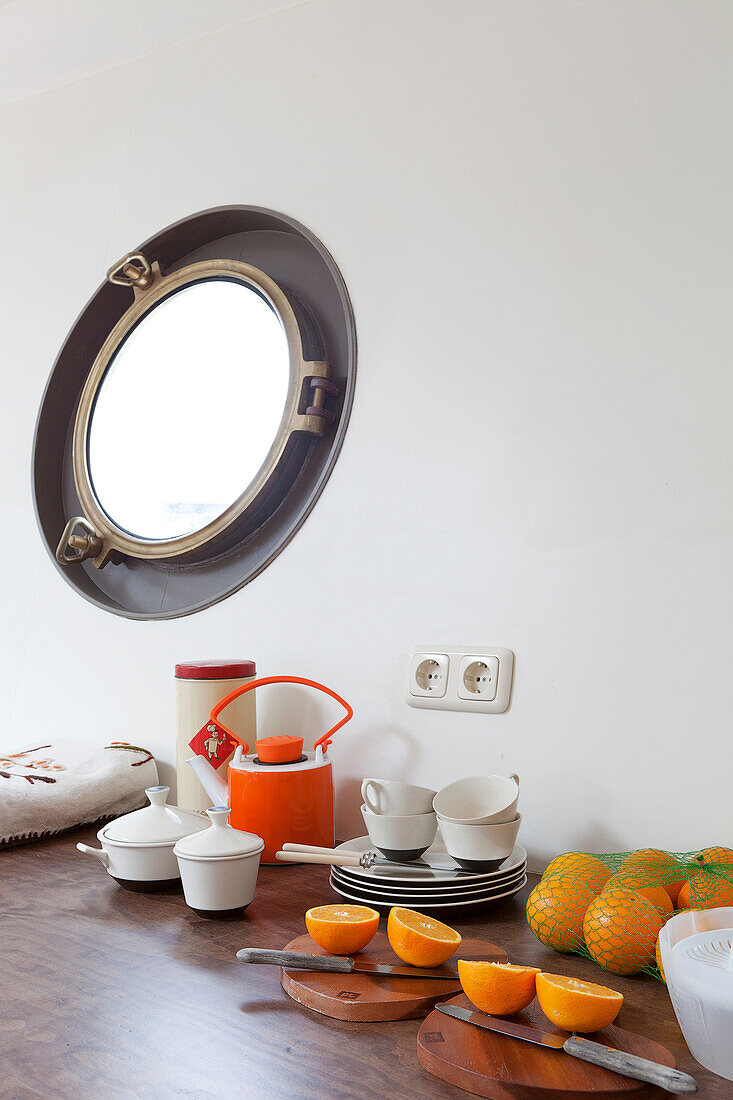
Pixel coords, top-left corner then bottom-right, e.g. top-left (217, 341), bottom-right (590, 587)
top-left (56, 517), bottom-right (104, 566)
top-left (107, 251), bottom-right (155, 291)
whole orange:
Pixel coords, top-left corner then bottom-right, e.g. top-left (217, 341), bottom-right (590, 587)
top-left (618, 849), bottom-right (685, 906)
top-left (634, 885), bottom-right (673, 916)
top-left (603, 873), bottom-right (673, 917)
top-left (542, 853), bottom-right (611, 891)
top-left (583, 888), bottom-right (664, 975)
top-left (694, 846), bottom-right (733, 868)
top-left (527, 877), bottom-right (597, 952)
top-left (305, 904), bottom-right (379, 954)
top-left (677, 876), bottom-right (733, 910)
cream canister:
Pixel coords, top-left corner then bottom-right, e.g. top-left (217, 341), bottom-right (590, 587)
top-left (175, 660), bottom-right (257, 811)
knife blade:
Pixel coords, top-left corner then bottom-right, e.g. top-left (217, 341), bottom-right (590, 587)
top-left (435, 1004), bottom-right (698, 1094)
top-left (236, 947), bottom-right (486, 980)
top-left (437, 1002), bottom-right (566, 1047)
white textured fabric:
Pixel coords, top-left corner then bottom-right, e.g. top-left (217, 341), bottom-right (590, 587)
top-left (0, 740), bottom-right (158, 847)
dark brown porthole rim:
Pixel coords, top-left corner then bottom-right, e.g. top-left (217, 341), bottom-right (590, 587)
top-left (32, 206), bottom-right (357, 620)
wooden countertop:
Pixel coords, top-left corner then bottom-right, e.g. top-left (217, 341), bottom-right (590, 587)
top-left (1, 825), bottom-right (725, 1099)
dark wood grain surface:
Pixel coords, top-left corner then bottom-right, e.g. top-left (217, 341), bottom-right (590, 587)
top-left (0, 825), bottom-right (725, 1099)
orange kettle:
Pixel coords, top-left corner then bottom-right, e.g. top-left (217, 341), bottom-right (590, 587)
top-left (187, 676), bottom-right (353, 863)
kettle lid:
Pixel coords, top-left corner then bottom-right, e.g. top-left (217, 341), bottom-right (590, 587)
top-left (255, 735), bottom-right (304, 764)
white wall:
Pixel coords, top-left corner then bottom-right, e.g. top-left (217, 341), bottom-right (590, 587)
top-left (1, 0), bottom-right (731, 868)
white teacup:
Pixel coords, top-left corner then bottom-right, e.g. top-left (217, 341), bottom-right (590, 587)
top-left (361, 777), bottom-right (437, 817)
top-left (361, 804), bottom-right (437, 862)
top-left (433, 774), bottom-right (520, 825)
top-left (438, 813), bottom-right (521, 871)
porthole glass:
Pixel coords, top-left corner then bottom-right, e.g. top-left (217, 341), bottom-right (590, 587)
top-left (87, 280), bottom-right (290, 540)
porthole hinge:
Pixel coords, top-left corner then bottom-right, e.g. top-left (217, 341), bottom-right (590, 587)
top-left (298, 365), bottom-right (340, 436)
top-left (56, 517), bottom-right (105, 567)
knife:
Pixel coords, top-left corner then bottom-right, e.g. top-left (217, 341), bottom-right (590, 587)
top-left (277, 846), bottom-right (476, 874)
top-left (236, 948), bottom-right (490, 980)
top-left (435, 1003), bottom-right (698, 1094)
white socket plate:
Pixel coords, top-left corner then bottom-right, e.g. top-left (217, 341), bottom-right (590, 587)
top-left (406, 645), bottom-right (514, 713)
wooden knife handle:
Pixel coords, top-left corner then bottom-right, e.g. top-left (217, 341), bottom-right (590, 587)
top-left (236, 948), bottom-right (354, 972)
top-left (563, 1036), bottom-right (698, 1093)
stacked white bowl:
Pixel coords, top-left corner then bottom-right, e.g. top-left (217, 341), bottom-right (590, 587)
top-left (360, 778), bottom-right (438, 861)
top-left (433, 774), bottom-right (521, 870)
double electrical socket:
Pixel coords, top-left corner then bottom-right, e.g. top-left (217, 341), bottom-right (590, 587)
top-left (406, 645), bottom-right (514, 713)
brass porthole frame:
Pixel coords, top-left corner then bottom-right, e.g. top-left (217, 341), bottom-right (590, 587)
top-left (60, 254), bottom-right (335, 569)
top-left (34, 204), bottom-right (356, 620)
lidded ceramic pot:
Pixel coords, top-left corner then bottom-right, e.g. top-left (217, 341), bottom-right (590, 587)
top-left (174, 806), bottom-right (264, 918)
top-left (77, 785), bottom-right (208, 891)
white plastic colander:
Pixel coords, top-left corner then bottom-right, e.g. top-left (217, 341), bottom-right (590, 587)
top-left (659, 907), bottom-right (733, 1082)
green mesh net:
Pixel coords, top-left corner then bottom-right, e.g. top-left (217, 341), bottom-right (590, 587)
top-left (526, 848), bottom-right (733, 980)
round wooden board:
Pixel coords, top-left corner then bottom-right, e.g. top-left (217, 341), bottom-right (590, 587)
top-left (280, 933), bottom-right (507, 1022)
top-left (417, 993), bottom-right (677, 1099)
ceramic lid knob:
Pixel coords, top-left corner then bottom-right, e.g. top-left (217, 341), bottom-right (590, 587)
top-left (207, 806), bottom-right (231, 827)
top-left (146, 785), bottom-right (170, 806)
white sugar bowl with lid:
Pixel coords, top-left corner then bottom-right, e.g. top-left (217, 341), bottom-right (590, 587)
top-left (174, 806), bottom-right (264, 918)
top-left (76, 785), bottom-right (208, 891)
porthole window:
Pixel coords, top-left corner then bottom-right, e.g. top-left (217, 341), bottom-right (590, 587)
top-left (33, 207), bottom-right (356, 619)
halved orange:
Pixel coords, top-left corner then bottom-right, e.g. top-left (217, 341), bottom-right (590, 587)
top-left (305, 904), bottom-right (379, 954)
top-left (387, 906), bottom-right (461, 967)
top-left (458, 961), bottom-right (540, 1015)
top-left (536, 972), bottom-right (623, 1032)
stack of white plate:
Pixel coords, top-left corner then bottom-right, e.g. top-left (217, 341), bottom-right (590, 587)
top-left (329, 836), bottom-right (527, 913)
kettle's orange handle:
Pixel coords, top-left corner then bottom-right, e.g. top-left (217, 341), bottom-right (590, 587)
top-left (209, 676), bottom-right (353, 754)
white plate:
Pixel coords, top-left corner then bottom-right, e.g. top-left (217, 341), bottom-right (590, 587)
top-left (334, 836), bottom-right (526, 886)
top-left (334, 856), bottom-right (526, 892)
top-left (332, 862), bottom-right (527, 899)
top-left (329, 872), bottom-right (527, 911)
top-left (330, 867), bottom-right (526, 905)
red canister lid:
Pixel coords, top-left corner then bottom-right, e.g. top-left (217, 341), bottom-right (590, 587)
top-left (255, 735), bottom-right (304, 764)
top-left (175, 659), bottom-right (256, 680)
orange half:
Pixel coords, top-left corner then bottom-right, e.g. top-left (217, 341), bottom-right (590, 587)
top-left (305, 903), bottom-right (379, 954)
top-left (536, 972), bottom-right (623, 1032)
top-left (458, 961), bottom-right (540, 1015)
top-left (387, 906), bottom-right (461, 967)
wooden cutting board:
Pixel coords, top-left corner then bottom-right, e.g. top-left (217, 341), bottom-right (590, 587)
top-left (417, 993), bottom-right (677, 1099)
top-left (280, 933), bottom-right (507, 1021)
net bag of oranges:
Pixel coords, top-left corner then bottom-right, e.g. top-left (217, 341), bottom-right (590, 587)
top-left (526, 847), bottom-right (733, 979)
